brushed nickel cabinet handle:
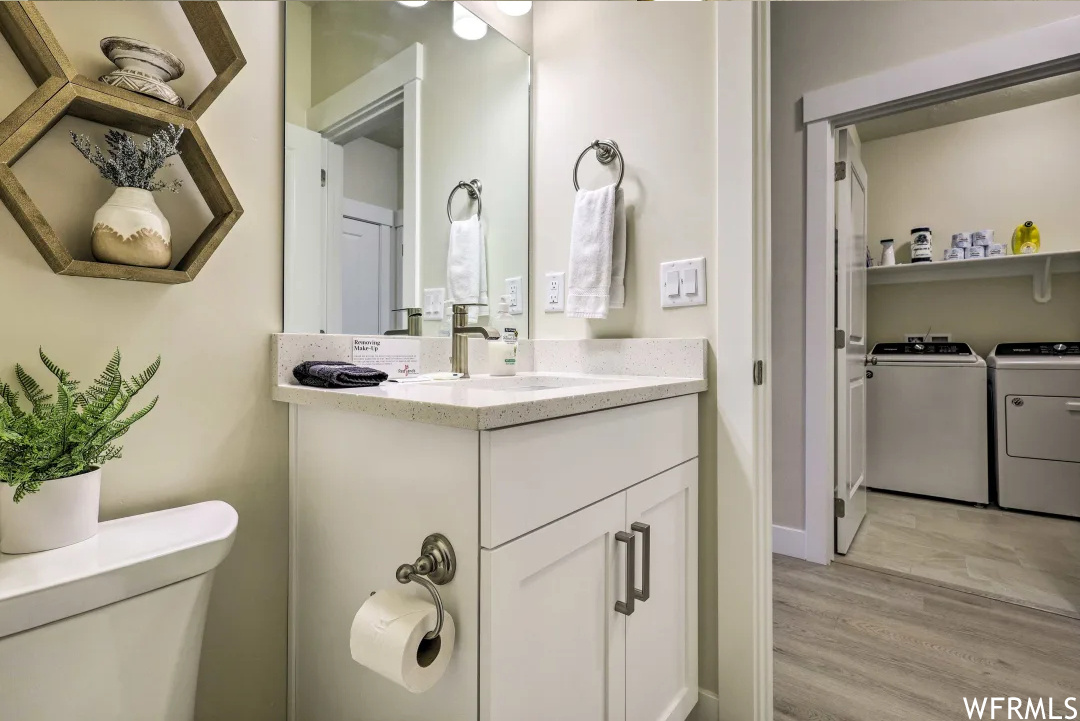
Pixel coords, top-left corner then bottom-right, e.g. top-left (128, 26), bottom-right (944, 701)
top-left (631, 522), bottom-right (651, 602)
top-left (615, 531), bottom-right (636, 616)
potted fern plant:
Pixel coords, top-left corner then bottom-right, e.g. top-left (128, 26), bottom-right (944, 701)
top-left (70, 124), bottom-right (184, 269)
top-left (0, 349), bottom-right (160, 554)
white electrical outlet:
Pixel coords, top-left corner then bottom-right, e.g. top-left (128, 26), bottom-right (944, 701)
top-left (545, 271), bottom-right (565, 312)
top-left (660, 258), bottom-right (706, 308)
top-left (505, 277), bottom-right (523, 315)
top-left (423, 288), bottom-right (446, 320)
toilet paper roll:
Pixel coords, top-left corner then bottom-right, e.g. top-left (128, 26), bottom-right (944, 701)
top-left (350, 589), bottom-right (455, 693)
top-left (951, 232), bottom-right (971, 249)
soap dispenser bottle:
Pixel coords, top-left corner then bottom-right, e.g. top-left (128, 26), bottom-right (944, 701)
top-left (488, 296), bottom-right (518, 376)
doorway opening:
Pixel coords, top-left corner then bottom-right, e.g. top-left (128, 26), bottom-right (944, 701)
top-left (800, 19), bottom-right (1080, 618)
top-left (334, 121), bottom-right (406, 336)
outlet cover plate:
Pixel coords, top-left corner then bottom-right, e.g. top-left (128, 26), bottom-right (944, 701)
top-left (505, 277), bottom-right (523, 315)
top-left (660, 257), bottom-right (707, 308)
top-left (423, 288), bottom-right (446, 320)
top-left (545, 271), bottom-right (565, 312)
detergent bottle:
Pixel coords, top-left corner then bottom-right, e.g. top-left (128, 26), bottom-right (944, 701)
top-left (1011, 221), bottom-right (1041, 255)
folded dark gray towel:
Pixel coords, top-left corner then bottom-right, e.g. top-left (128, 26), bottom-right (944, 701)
top-left (293, 361), bottom-right (388, 388)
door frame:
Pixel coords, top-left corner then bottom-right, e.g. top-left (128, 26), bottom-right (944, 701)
top-left (308, 43), bottom-right (423, 308)
top-left (801, 15), bottom-right (1080, 565)
top-left (712, 3), bottom-right (773, 720)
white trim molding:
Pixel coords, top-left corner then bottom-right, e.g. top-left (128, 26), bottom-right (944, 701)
top-left (803, 119), bottom-right (835, 567)
top-left (307, 43), bottom-right (423, 137)
top-left (803, 15), bottom-right (1080, 126)
top-left (800, 15), bottom-right (1080, 569)
top-left (772, 525), bottom-right (806, 560)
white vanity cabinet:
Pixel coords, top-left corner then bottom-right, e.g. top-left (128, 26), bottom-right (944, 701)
top-left (291, 393), bottom-right (700, 721)
top-left (482, 460), bottom-right (698, 721)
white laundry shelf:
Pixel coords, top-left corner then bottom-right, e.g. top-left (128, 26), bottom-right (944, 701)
top-left (867, 249), bottom-right (1080, 303)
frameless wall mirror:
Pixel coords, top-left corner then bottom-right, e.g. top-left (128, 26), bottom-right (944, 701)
top-left (284, 1), bottom-right (531, 337)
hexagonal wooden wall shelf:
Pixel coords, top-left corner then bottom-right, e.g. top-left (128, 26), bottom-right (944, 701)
top-left (0, 0), bottom-right (245, 283)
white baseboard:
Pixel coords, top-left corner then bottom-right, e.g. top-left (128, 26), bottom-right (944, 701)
top-left (772, 524), bottom-right (806, 559)
top-left (688, 689), bottom-right (720, 721)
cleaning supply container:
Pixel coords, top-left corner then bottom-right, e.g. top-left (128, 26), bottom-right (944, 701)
top-left (910, 227), bottom-right (933, 263)
top-left (1011, 221), bottom-right (1041, 255)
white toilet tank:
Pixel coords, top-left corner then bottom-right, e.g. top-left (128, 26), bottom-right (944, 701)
top-left (0, 501), bottom-right (238, 721)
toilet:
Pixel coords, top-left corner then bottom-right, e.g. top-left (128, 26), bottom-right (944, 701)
top-left (0, 500), bottom-right (238, 721)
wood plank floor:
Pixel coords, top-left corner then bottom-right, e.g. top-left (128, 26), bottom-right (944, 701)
top-left (774, 555), bottom-right (1080, 721)
top-left (841, 491), bottom-right (1080, 619)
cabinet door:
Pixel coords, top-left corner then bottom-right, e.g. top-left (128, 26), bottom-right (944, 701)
top-left (481, 494), bottom-right (627, 721)
top-left (625, 460), bottom-right (699, 721)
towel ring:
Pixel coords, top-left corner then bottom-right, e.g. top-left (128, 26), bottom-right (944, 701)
top-left (573, 139), bottom-right (624, 191)
top-left (446, 179), bottom-right (482, 223)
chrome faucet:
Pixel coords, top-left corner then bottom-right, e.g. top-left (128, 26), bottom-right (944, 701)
top-left (451, 303), bottom-right (499, 377)
top-left (385, 308), bottom-right (423, 336)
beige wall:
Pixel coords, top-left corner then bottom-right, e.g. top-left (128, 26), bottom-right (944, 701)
top-left (304, 2), bottom-right (531, 334)
top-left (770, 0), bottom-right (1080, 530)
top-left (532, 2), bottom-right (763, 705)
top-left (0, 3), bottom-right (287, 719)
top-left (343, 137), bottom-right (402, 212)
top-left (862, 93), bottom-right (1080, 355)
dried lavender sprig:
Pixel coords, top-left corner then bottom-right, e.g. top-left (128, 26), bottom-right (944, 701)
top-left (69, 124), bottom-right (184, 193)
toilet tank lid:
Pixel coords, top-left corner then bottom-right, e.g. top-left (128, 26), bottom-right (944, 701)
top-left (0, 500), bottom-right (238, 639)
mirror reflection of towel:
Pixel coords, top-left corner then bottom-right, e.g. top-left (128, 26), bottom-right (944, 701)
top-left (447, 214), bottom-right (488, 306)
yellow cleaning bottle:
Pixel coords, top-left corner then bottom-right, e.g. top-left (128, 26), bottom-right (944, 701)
top-left (1011, 221), bottom-right (1041, 255)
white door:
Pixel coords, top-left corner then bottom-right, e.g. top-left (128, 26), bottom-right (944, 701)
top-left (340, 217), bottom-right (383, 335)
top-left (626, 461), bottom-right (698, 721)
top-left (834, 127), bottom-right (869, 555)
top-left (284, 123), bottom-right (326, 333)
top-left (481, 495), bottom-right (627, 721)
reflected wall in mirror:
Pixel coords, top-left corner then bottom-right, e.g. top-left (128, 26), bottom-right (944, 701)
top-left (285, 1), bottom-right (531, 338)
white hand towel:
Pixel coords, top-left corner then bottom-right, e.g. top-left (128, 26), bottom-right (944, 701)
top-left (609, 188), bottom-right (626, 309)
top-left (566, 184), bottom-right (625, 318)
top-left (447, 214), bottom-right (488, 307)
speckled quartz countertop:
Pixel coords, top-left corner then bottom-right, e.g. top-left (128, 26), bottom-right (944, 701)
top-left (272, 334), bottom-right (707, 430)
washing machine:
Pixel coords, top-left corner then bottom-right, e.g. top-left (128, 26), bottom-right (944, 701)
top-left (866, 342), bottom-right (989, 504)
top-left (989, 342), bottom-right (1080, 518)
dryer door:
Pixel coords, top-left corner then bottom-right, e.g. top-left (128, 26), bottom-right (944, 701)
top-left (1006, 395), bottom-right (1080, 463)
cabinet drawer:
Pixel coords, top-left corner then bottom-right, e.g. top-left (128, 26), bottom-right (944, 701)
top-left (480, 395), bottom-right (698, 548)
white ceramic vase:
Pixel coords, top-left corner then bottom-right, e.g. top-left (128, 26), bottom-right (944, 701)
top-left (0, 468), bottom-right (102, 554)
top-left (91, 187), bottom-right (172, 268)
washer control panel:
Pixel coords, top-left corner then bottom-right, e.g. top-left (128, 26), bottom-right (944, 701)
top-left (871, 342), bottom-right (973, 356)
top-left (995, 342), bottom-right (1080, 356)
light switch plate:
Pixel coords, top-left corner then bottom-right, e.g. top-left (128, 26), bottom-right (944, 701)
top-left (505, 277), bottom-right (523, 315)
top-left (423, 288), bottom-right (446, 320)
top-left (545, 271), bottom-right (565, 312)
top-left (660, 257), bottom-right (707, 308)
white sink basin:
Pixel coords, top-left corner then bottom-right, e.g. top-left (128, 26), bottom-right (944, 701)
top-left (427, 375), bottom-right (620, 392)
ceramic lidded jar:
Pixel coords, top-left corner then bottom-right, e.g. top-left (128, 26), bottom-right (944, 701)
top-left (91, 187), bottom-right (172, 268)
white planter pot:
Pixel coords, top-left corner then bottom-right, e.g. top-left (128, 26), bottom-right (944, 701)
top-left (0, 468), bottom-right (101, 554)
top-left (91, 187), bottom-right (172, 268)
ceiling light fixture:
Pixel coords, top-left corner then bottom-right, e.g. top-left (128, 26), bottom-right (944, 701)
top-left (452, 2), bottom-right (488, 40)
top-left (397, 1), bottom-right (428, 7)
top-left (496, 1), bottom-right (532, 16)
